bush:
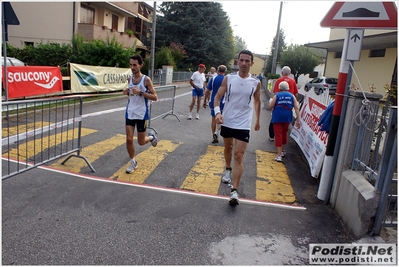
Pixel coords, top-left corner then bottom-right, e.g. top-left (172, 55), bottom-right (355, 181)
top-left (267, 73), bottom-right (280, 80)
top-left (154, 47), bottom-right (175, 69)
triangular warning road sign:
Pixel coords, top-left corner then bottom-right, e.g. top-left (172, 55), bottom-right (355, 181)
top-left (321, 2), bottom-right (397, 29)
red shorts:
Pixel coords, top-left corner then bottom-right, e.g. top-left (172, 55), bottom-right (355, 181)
top-left (273, 122), bottom-right (289, 147)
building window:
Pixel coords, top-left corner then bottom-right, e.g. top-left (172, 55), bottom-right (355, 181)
top-left (334, 52), bottom-right (342, 58)
top-left (80, 4), bottom-right (94, 24)
top-left (369, 49), bottom-right (386, 58)
top-left (112, 14), bottom-right (118, 31)
top-left (24, 42), bottom-right (34, 47)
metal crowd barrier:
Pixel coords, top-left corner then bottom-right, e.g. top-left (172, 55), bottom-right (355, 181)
top-left (2, 96), bottom-right (95, 180)
top-left (147, 85), bottom-right (180, 134)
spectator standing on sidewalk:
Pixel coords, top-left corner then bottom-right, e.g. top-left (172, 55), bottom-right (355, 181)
top-left (269, 81), bottom-right (301, 162)
top-left (269, 66), bottom-right (298, 141)
top-left (123, 55), bottom-right (158, 174)
top-left (188, 64), bottom-right (206, 120)
top-left (214, 50), bottom-right (261, 205)
top-left (203, 65), bottom-right (227, 144)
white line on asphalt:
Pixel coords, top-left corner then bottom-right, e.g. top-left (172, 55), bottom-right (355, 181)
top-left (33, 162), bottom-right (306, 211)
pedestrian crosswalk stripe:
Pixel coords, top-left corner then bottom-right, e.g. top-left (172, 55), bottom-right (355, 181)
top-left (180, 146), bottom-right (225, 195)
top-left (3, 128), bottom-right (97, 161)
top-left (255, 150), bottom-right (296, 203)
top-left (2, 122), bottom-right (50, 137)
top-left (111, 140), bottom-right (181, 183)
top-left (50, 133), bottom-right (126, 172)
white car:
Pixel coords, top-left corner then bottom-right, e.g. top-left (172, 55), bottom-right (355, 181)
top-left (1, 56), bottom-right (25, 66)
top-left (305, 77), bottom-right (338, 95)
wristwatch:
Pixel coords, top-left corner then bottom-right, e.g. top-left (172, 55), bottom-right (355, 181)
top-left (139, 91), bottom-right (144, 96)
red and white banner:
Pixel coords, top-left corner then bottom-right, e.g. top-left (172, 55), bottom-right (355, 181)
top-left (290, 96), bottom-right (328, 178)
top-left (2, 66), bottom-right (63, 98)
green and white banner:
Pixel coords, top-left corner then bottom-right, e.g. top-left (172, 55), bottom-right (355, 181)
top-left (70, 63), bottom-right (131, 93)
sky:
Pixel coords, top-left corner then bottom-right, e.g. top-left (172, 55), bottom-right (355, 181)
top-left (221, 1), bottom-right (335, 54)
top-left (147, 1), bottom-right (336, 55)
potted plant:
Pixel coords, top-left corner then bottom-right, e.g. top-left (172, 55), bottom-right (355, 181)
top-left (125, 29), bottom-right (134, 37)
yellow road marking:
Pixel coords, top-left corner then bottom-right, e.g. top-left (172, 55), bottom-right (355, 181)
top-left (51, 134), bottom-right (126, 172)
top-left (256, 150), bottom-right (296, 203)
top-left (2, 121), bottom-right (51, 138)
top-left (180, 146), bottom-right (225, 194)
top-left (3, 128), bottom-right (97, 161)
top-left (112, 140), bottom-right (181, 183)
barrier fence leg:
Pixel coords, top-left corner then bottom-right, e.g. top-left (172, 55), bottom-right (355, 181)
top-left (61, 97), bottom-right (95, 172)
top-left (61, 153), bottom-right (96, 172)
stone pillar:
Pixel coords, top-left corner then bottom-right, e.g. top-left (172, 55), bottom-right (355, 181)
top-left (162, 65), bottom-right (173, 85)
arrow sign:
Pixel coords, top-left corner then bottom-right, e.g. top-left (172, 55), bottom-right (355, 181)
top-left (346, 29), bottom-right (364, 61)
top-left (350, 34), bottom-right (360, 42)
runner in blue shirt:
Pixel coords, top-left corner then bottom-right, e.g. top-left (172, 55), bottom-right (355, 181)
top-left (203, 65), bottom-right (227, 143)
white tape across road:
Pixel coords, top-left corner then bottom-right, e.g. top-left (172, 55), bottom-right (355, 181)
top-left (2, 91), bottom-right (191, 146)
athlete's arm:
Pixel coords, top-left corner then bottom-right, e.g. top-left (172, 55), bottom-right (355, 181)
top-left (144, 76), bottom-right (158, 101)
top-left (253, 82), bottom-right (261, 131)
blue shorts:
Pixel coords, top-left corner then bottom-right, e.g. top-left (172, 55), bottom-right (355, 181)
top-left (220, 126), bottom-right (250, 143)
top-left (192, 88), bottom-right (204, 97)
top-left (209, 101), bottom-right (225, 117)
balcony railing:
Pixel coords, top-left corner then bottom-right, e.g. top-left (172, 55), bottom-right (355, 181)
top-left (77, 23), bottom-right (145, 49)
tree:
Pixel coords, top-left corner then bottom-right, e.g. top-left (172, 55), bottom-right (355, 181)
top-left (279, 44), bottom-right (322, 82)
top-left (155, 2), bottom-right (235, 70)
top-left (234, 36), bottom-right (247, 55)
top-left (169, 42), bottom-right (187, 70)
top-left (265, 28), bottom-right (286, 76)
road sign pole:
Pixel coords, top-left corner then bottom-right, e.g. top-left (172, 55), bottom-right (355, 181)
top-left (317, 29), bottom-right (352, 201)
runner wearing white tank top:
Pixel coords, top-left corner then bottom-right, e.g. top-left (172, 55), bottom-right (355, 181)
top-left (213, 50), bottom-right (261, 206)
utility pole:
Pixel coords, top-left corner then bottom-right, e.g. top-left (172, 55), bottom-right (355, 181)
top-left (271, 1), bottom-right (283, 74)
top-left (150, 1), bottom-right (157, 80)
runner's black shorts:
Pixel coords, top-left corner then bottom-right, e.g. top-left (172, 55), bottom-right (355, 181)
top-left (125, 118), bottom-right (147, 132)
top-left (220, 125), bottom-right (250, 143)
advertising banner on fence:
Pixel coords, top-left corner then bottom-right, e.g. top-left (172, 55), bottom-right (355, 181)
top-left (290, 95), bottom-right (328, 178)
top-left (2, 66), bottom-right (63, 98)
top-left (70, 63), bottom-right (130, 93)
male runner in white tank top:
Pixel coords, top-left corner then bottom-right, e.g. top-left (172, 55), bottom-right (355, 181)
top-left (214, 50), bottom-right (261, 206)
top-left (122, 55), bottom-right (158, 174)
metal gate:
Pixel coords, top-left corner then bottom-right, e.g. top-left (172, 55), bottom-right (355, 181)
top-left (2, 96), bottom-right (94, 179)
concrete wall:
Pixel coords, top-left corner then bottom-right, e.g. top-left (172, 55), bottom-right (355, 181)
top-left (335, 170), bottom-right (380, 237)
top-left (8, 2), bottom-right (74, 47)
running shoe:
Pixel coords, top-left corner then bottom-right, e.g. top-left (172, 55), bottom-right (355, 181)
top-left (212, 133), bottom-right (218, 143)
top-left (148, 131), bottom-right (158, 147)
top-left (281, 150), bottom-right (286, 157)
top-left (187, 112), bottom-right (192, 120)
top-left (275, 155), bottom-right (282, 162)
top-left (269, 137), bottom-right (274, 141)
top-left (126, 159), bottom-right (138, 173)
top-left (221, 169), bottom-right (232, 183)
top-left (196, 113), bottom-right (200, 120)
top-left (229, 190), bottom-right (239, 205)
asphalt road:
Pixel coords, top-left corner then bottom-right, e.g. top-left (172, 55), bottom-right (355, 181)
top-left (2, 84), bottom-right (355, 265)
